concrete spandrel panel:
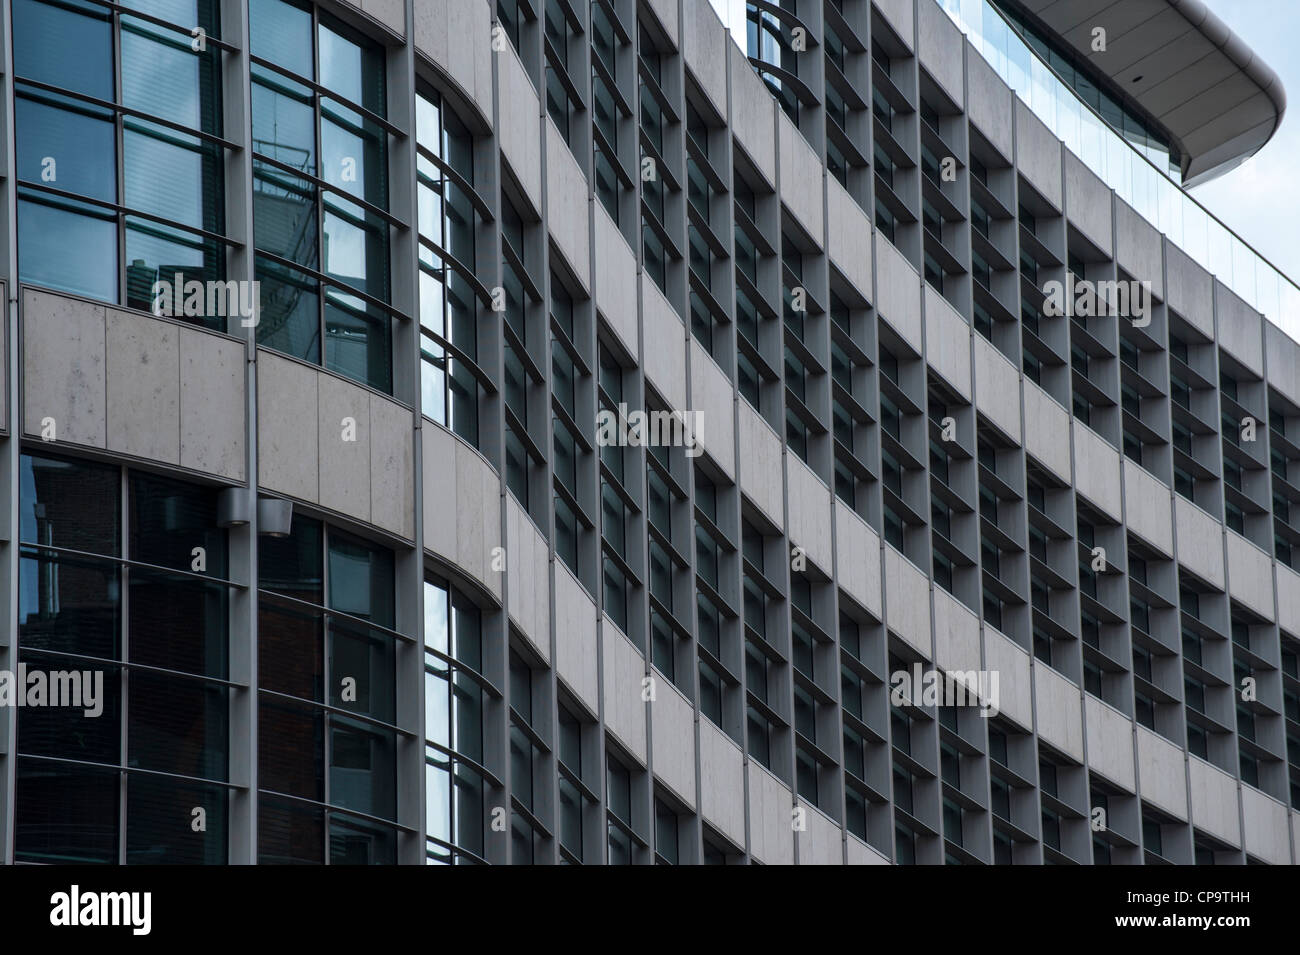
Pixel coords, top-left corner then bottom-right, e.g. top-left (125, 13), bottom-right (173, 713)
top-left (778, 111), bottom-right (823, 242)
top-left (885, 546), bottom-right (931, 658)
top-left (834, 500), bottom-right (882, 620)
top-left (423, 423), bottom-right (503, 602)
top-left (643, 0), bottom-right (676, 43)
top-left (1189, 756), bottom-right (1241, 847)
top-left (23, 288), bottom-right (107, 448)
top-left (683, 0), bottom-right (726, 113)
top-left (847, 834), bottom-right (891, 865)
top-left (1114, 198), bottom-right (1163, 298)
top-left (1033, 663), bottom-right (1083, 762)
top-left (699, 718), bottom-right (745, 847)
top-left (974, 334), bottom-right (1021, 444)
top-left (546, 120), bottom-right (591, 290)
top-left (1071, 420), bottom-right (1121, 521)
top-left (422, 424), bottom-right (458, 563)
top-left (747, 761), bottom-right (794, 865)
top-left (105, 307), bottom-right (180, 464)
top-left (1174, 495), bottom-right (1225, 590)
top-left (827, 176), bottom-right (871, 296)
top-left (602, 618), bottom-right (647, 765)
top-left (1265, 321), bottom-right (1300, 408)
top-left (1022, 379), bottom-right (1070, 482)
top-left (1136, 726), bottom-right (1188, 820)
top-left (918, 0), bottom-right (963, 108)
top-left (967, 50), bottom-right (1013, 159)
top-left (1015, 101), bottom-right (1062, 211)
top-left (737, 397), bottom-right (782, 528)
top-left (317, 373), bottom-right (371, 524)
top-left (413, 0), bottom-right (492, 120)
top-left (595, 204), bottom-right (638, 353)
top-left (1278, 563), bottom-right (1300, 637)
top-left (1241, 785), bottom-right (1290, 864)
top-left (729, 46), bottom-right (776, 186)
top-left (1085, 695), bottom-right (1135, 791)
top-left (368, 393), bottom-right (414, 541)
top-left (690, 340), bottom-right (735, 478)
top-left (875, 233), bottom-right (922, 353)
top-left (555, 562), bottom-right (599, 713)
top-left (1215, 281), bottom-right (1264, 378)
top-left (984, 625), bottom-right (1031, 731)
top-left (786, 454), bottom-right (831, 574)
top-left (1225, 530), bottom-right (1274, 621)
top-left (339, 0), bottom-right (402, 37)
top-left (1164, 241), bottom-right (1214, 338)
top-left (642, 278), bottom-right (686, 411)
top-left (797, 804), bottom-right (843, 865)
top-left (924, 287), bottom-right (971, 400)
top-left (874, 0), bottom-right (914, 49)
top-left (1064, 152), bottom-right (1112, 258)
top-left (932, 588), bottom-right (980, 677)
top-left (650, 680), bottom-right (696, 808)
top-left (361, 0), bottom-right (404, 36)
top-left (456, 437), bottom-right (503, 601)
top-left (506, 494), bottom-right (550, 659)
top-left (1123, 459), bottom-right (1172, 557)
top-left (180, 329), bottom-right (245, 482)
top-left (257, 350), bottom-right (319, 503)
top-left (497, 43), bottom-right (542, 206)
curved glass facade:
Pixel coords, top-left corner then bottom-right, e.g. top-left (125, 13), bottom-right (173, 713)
top-left (251, 0), bottom-right (394, 392)
top-left (934, 0), bottom-right (1300, 343)
top-left (417, 88), bottom-right (488, 449)
top-left (988, 0), bottom-right (1179, 179)
top-left (5, 0), bottom-right (1300, 867)
top-left (14, 0), bottom-right (229, 314)
top-left (16, 453), bottom-right (232, 864)
top-left (257, 517), bottom-right (406, 864)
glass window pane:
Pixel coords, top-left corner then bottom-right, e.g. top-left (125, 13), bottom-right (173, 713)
top-left (318, 21), bottom-right (385, 114)
top-left (254, 163), bottom-right (319, 269)
top-left (249, 0), bottom-right (314, 79)
top-left (121, 21), bottom-right (221, 134)
top-left (17, 95), bottom-right (117, 202)
top-left (18, 194), bottom-right (119, 300)
top-left (127, 775), bottom-right (228, 863)
top-left (256, 257), bottom-right (321, 362)
top-left (252, 68), bottom-right (317, 175)
top-left (330, 716), bottom-right (396, 820)
top-left (327, 529), bottom-right (395, 627)
top-left (13, 0), bottom-right (114, 99)
top-left (15, 759), bottom-right (119, 864)
top-left (128, 670), bottom-right (228, 780)
top-left (18, 555), bottom-right (121, 661)
top-left (16, 652), bottom-right (121, 764)
top-left (324, 288), bottom-right (392, 393)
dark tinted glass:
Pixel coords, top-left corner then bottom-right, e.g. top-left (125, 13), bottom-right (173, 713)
top-left (20, 453), bottom-right (120, 555)
top-left (130, 472), bottom-right (226, 575)
top-left (128, 670), bottom-right (227, 780)
top-left (127, 775), bottom-right (228, 863)
top-left (15, 760), bottom-right (119, 864)
top-left (258, 514), bottom-right (323, 602)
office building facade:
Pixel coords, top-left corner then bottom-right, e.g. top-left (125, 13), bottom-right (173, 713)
top-left (1, 0), bottom-right (1299, 864)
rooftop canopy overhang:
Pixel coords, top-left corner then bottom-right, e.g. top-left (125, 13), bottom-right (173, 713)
top-left (1010, 0), bottom-right (1287, 186)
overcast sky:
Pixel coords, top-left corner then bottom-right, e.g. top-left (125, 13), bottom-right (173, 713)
top-left (1187, 0), bottom-right (1300, 282)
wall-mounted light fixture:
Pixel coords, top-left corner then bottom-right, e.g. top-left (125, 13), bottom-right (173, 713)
top-left (216, 487), bottom-right (251, 528)
top-left (257, 496), bottom-right (293, 538)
